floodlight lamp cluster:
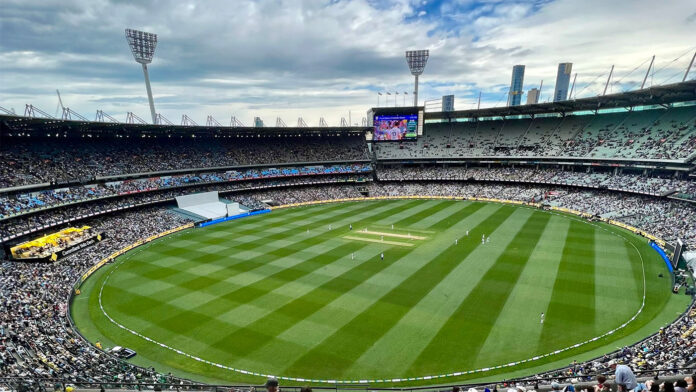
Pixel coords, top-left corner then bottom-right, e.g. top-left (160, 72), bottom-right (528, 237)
top-left (406, 50), bottom-right (429, 76)
top-left (125, 28), bottom-right (158, 64)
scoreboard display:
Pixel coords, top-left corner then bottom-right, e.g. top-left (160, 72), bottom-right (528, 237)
top-left (369, 107), bottom-right (424, 142)
top-left (373, 114), bottom-right (418, 141)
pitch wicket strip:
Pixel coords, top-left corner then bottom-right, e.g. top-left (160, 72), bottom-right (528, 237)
top-left (343, 235), bottom-right (415, 247)
top-left (356, 230), bottom-right (427, 240)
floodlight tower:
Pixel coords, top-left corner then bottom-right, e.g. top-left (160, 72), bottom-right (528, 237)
top-left (125, 28), bottom-right (158, 124)
top-left (405, 50), bottom-right (429, 106)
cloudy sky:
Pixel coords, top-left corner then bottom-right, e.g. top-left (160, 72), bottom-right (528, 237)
top-left (1, 0), bottom-right (695, 126)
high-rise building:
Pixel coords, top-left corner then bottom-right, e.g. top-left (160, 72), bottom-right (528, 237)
top-left (554, 63), bottom-right (573, 102)
top-left (254, 117), bottom-right (264, 127)
top-left (442, 95), bottom-right (455, 112)
top-left (527, 88), bottom-right (540, 104)
top-left (508, 65), bottom-right (525, 106)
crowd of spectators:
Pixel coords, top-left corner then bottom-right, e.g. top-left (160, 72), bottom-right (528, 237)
top-left (0, 163), bottom-right (371, 219)
top-left (0, 181), bottom-right (694, 389)
top-left (375, 106), bottom-right (696, 161)
top-left (0, 136), bottom-right (370, 188)
top-left (371, 181), bottom-right (696, 248)
top-left (0, 175), bottom-right (370, 241)
top-left (545, 189), bottom-right (696, 247)
top-left (377, 166), bottom-right (696, 197)
top-left (237, 184), bottom-right (364, 205)
top-left (528, 305), bottom-right (696, 384)
top-left (2, 174), bottom-right (694, 249)
top-left (0, 208), bottom-right (197, 390)
top-left (375, 168), bottom-right (696, 248)
top-left (7, 164), bottom-right (696, 224)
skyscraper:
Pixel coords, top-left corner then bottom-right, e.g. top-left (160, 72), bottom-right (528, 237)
top-left (442, 95), bottom-right (454, 112)
top-left (554, 63), bottom-right (573, 102)
top-left (508, 65), bottom-right (525, 106)
top-left (527, 88), bottom-right (540, 104)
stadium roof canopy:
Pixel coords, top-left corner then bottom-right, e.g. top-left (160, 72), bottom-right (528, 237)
top-left (2, 81), bottom-right (695, 137)
top-left (0, 114), bottom-right (370, 137)
top-left (425, 80), bottom-right (696, 120)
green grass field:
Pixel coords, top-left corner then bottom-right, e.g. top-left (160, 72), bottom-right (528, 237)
top-left (72, 199), bottom-right (688, 386)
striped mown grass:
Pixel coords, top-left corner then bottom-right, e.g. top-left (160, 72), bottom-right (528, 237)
top-left (72, 200), bottom-right (684, 385)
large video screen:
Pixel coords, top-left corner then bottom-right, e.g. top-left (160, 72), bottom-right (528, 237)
top-left (373, 114), bottom-right (418, 141)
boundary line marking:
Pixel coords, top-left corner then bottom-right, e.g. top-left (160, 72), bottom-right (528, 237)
top-left (95, 199), bottom-right (649, 384)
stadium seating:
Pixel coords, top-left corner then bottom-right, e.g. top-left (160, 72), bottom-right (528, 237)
top-left (0, 135), bottom-right (370, 188)
top-left (1, 182), bottom-right (694, 391)
top-left (1, 105), bottom-right (695, 390)
top-left (375, 106), bottom-right (696, 161)
top-left (0, 163), bottom-right (372, 219)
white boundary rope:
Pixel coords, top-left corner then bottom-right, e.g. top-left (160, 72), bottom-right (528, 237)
top-left (96, 199), bottom-right (648, 384)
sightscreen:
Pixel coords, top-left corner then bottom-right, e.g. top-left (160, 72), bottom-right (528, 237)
top-left (373, 114), bottom-right (418, 141)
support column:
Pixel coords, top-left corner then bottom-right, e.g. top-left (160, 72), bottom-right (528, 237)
top-left (142, 63), bottom-right (157, 124)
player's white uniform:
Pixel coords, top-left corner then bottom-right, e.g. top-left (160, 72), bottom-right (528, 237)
top-left (540, 313), bottom-right (545, 324)
top-left (389, 127), bottom-right (400, 140)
